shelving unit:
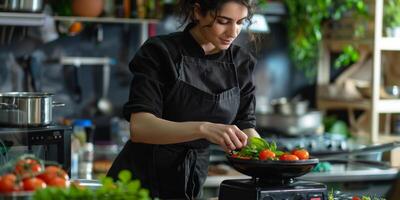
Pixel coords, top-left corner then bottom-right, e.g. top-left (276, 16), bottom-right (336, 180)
top-left (53, 16), bottom-right (160, 44)
top-left (317, 0), bottom-right (400, 143)
top-left (371, 0), bottom-right (400, 143)
top-left (0, 12), bottom-right (45, 26)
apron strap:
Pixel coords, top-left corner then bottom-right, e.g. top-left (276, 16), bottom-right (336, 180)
top-left (184, 149), bottom-right (198, 200)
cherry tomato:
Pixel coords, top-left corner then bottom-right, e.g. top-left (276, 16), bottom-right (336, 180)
top-left (279, 154), bottom-right (299, 161)
top-left (231, 153), bottom-right (239, 158)
top-left (259, 149), bottom-right (276, 160)
top-left (14, 158), bottom-right (43, 178)
top-left (352, 196), bottom-right (361, 200)
top-left (38, 166), bottom-right (69, 185)
top-left (0, 173), bottom-right (21, 193)
top-left (46, 177), bottom-right (70, 188)
top-left (291, 149), bottom-right (310, 160)
top-left (22, 177), bottom-right (46, 191)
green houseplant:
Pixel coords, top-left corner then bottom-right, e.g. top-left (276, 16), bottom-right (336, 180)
top-left (384, 0), bottom-right (400, 37)
top-left (283, 0), bottom-right (369, 78)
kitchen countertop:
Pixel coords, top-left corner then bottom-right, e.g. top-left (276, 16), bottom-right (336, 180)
top-left (205, 161), bottom-right (399, 187)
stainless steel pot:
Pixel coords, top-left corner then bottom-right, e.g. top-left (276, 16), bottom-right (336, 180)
top-left (0, 0), bottom-right (43, 12)
top-left (0, 92), bottom-right (64, 127)
top-left (270, 98), bottom-right (309, 116)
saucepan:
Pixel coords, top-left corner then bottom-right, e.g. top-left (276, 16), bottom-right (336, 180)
top-left (0, 92), bottom-right (64, 127)
top-left (226, 156), bottom-right (319, 181)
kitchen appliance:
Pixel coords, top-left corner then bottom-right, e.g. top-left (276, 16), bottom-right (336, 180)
top-left (219, 156), bottom-right (327, 200)
top-left (219, 179), bottom-right (326, 200)
top-left (0, 125), bottom-right (71, 174)
top-left (0, 92), bottom-right (64, 127)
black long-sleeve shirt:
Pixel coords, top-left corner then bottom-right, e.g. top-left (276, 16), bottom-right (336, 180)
top-left (123, 25), bottom-right (257, 130)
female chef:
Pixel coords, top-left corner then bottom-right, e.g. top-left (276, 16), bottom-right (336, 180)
top-left (108, 0), bottom-right (260, 199)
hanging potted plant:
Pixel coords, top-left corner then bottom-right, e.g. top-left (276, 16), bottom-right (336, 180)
top-left (283, 0), bottom-right (369, 79)
top-left (384, 0), bottom-right (400, 37)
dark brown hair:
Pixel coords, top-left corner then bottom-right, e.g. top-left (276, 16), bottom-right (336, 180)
top-left (175, 0), bottom-right (256, 27)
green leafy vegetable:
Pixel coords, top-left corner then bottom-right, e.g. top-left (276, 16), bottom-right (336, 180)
top-left (232, 137), bottom-right (283, 160)
top-left (33, 170), bottom-right (151, 200)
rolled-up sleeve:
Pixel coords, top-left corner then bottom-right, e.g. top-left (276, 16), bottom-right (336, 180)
top-left (233, 54), bottom-right (257, 130)
top-left (123, 38), bottom-right (169, 121)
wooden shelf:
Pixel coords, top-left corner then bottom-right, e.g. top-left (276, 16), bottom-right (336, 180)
top-left (377, 37), bottom-right (400, 51)
top-left (0, 12), bottom-right (45, 26)
top-left (53, 16), bottom-right (159, 24)
top-left (377, 135), bottom-right (400, 144)
top-left (376, 99), bottom-right (400, 113)
top-left (317, 98), bottom-right (371, 110)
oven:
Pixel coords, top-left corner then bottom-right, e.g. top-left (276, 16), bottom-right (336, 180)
top-left (0, 126), bottom-right (71, 174)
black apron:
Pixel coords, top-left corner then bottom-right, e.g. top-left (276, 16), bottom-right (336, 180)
top-left (107, 45), bottom-right (240, 200)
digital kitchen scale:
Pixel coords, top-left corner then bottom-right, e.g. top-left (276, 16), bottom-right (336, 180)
top-left (219, 178), bottom-right (327, 200)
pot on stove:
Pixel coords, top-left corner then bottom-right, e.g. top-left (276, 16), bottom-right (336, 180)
top-left (0, 92), bottom-right (64, 127)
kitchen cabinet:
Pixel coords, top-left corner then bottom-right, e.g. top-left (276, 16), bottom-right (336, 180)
top-left (317, 0), bottom-right (400, 144)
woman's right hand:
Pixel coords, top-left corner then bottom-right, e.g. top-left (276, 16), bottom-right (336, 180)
top-left (199, 122), bottom-right (248, 152)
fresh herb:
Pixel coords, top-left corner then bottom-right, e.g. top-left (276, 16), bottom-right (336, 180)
top-left (33, 170), bottom-right (151, 200)
top-left (233, 137), bottom-right (284, 159)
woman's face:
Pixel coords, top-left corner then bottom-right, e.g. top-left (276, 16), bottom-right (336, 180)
top-left (195, 1), bottom-right (248, 50)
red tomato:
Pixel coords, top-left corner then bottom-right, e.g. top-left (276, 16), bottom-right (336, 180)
top-left (259, 149), bottom-right (276, 160)
top-left (14, 158), bottom-right (42, 178)
top-left (231, 153), bottom-right (239, 158)
top-left (0, 174), bottom-right (21, 193)
top-left (22, 177), bottom-right (46, 191)
top-left (279, 154), bottom-right (299, 161)
top-left (352, 196), bottom-right (361, 200)
top-left (291, 149), bottom-right (310, 160)
top-left (46, 177), bottom-right (70, 188)
top-left (37, 166), bottom-right (69, 185)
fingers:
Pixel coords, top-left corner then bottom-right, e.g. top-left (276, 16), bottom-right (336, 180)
top-left (233, 125), bottom-right (248, 146)
top-left (200, 122), bottom-right (248, 152)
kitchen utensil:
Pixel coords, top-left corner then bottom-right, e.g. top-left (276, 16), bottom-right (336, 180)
top-left (226, 155), bottom-right (319, 181)
top-left (0, 92), bottom-right (64, 127)
top-left (317, 141), bottom-right (400, 160)
top-left (270, 97), bottom-right (309, 116)
top-left (0, 0), bottom-right (43, 12)
top-left (256, 111), bottom-right (323, 136)
top-left (97, 64), bottom-right (113, 115)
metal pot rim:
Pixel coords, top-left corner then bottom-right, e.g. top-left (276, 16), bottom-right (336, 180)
top-left (0, 92), bottom-right (54, 98)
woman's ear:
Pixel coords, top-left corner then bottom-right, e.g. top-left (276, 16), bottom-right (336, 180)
top-left (192, 3), bottom-right (201, 21)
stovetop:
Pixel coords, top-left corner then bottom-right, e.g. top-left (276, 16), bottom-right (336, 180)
top-left (0, 125), bottom-right (71, 134)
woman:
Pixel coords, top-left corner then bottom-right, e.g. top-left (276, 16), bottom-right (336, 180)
top-left (107, 0), bottom-right (260, 199)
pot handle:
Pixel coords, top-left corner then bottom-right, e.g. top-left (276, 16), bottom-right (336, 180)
top-left (0, 102), bottom-right (18, 109)
top-left (52, 102), bottom-right (65, 107)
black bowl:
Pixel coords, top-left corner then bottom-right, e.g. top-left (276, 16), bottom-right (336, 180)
top-left (226, 155), bottom-right (319, 181)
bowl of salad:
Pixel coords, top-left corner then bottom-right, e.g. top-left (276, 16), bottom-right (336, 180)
top-left (227, 137), bottom-right (319, 182)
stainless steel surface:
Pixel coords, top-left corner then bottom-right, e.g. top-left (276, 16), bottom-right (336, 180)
top-left (270, 97), bottom-right (309, 116)
top-left (256, 111), bottom-right (323, 136)
top-left (205, 161), bottom-right (399, 187)
top-left (1, 0), bottom-right (43, 12)
top-left (317, 142), bottom-right (400, 160)
top-left (97, 64), bottom-right (113, 114)
top-left (0, 92), bottom-right (63, 126)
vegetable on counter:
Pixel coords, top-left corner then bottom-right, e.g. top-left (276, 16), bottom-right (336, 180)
top-left (0, 154), bottom-right (151, 199)
top-left (33, 170), bottom-right (151, 200)
top-left (0, 154), bottom-right (69, 194)
top-left (230, 137), bottom-right (310, 161)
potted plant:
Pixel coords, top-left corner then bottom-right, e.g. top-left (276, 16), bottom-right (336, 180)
top-left (283, 0), bottom-right (369, 78)
top-left (384, 0), bottom-right (400, 37)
